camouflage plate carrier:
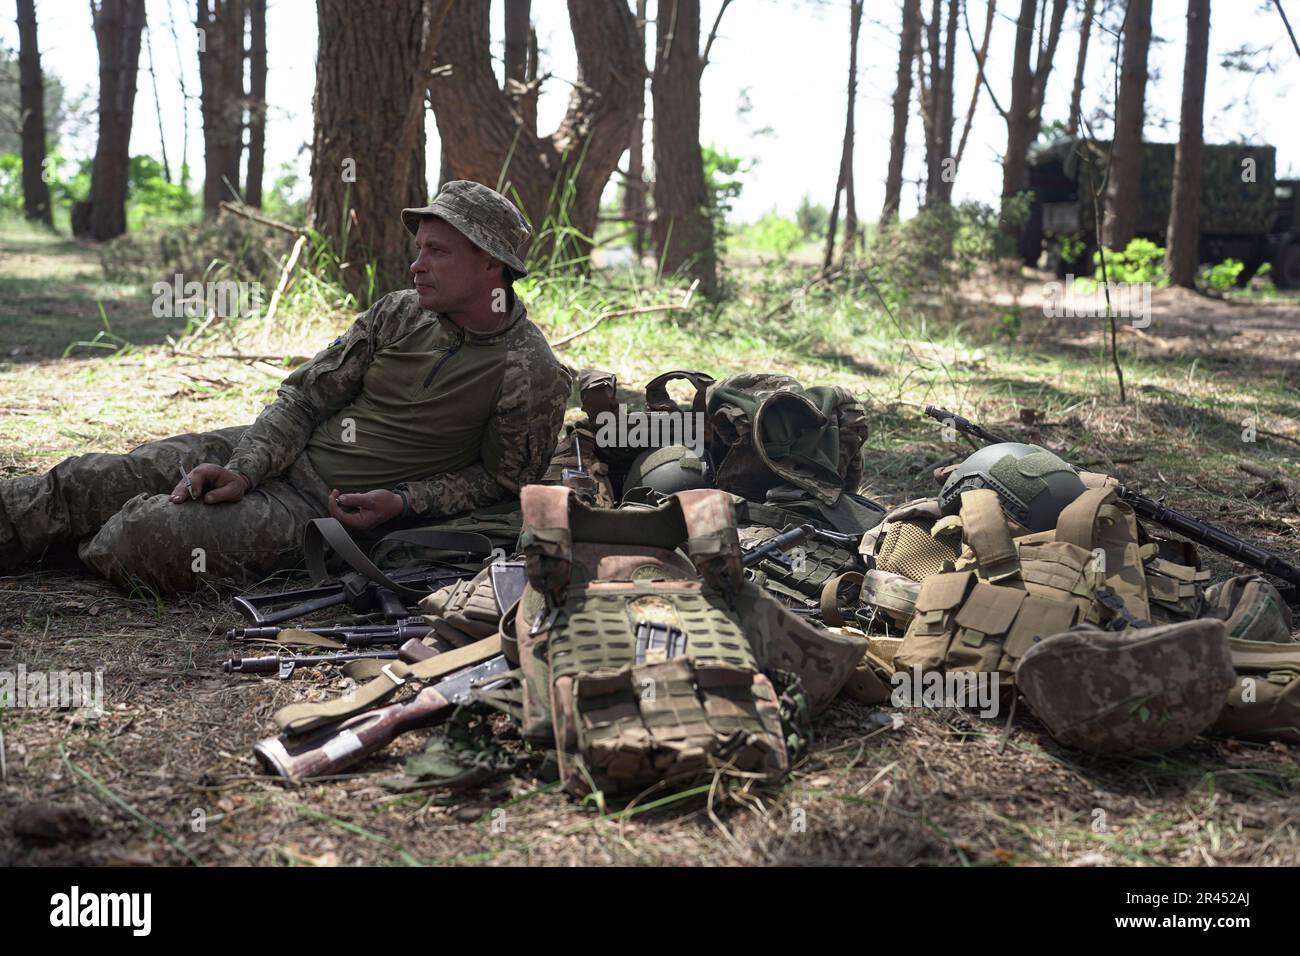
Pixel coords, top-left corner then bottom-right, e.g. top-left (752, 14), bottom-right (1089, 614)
top-left (512, 485), bottom-right (866, 796)
top-left (893, 486), bottom-right (1154, 679)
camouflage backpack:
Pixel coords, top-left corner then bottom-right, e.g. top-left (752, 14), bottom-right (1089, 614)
top-left (511, 485), bottom-right (866, 796)
top-left (705, 372), bottom-right (869, 509)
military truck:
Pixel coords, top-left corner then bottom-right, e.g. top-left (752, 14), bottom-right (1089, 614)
top-left (1021, 137), bottom-right (1300, 288)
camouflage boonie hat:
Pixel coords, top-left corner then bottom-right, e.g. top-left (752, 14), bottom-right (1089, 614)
top-left (1015, 619), bottom-right (1236, 754)
top-left (402, 180), bottom-right (531, 277)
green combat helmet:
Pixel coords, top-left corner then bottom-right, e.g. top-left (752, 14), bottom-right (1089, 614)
top-left (622, 445), bottom-right (713, 501)
top-left (939, 442), bottom-right (1085, 532)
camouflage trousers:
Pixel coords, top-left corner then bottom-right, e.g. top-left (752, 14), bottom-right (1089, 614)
top-left (0, 426), bottom-right (332, 595)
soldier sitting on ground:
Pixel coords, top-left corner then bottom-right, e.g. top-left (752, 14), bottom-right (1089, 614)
top-left (0, 182), bottom-right (572, 595)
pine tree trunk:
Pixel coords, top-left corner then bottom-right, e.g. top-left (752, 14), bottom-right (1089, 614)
top-left (198, 0), bottom-right (245, 217)
top-left (1103, 0), bottom-right (1153, 250)
top-left (1001, 0), bottom-right (1038, 204)
top-left (652, 0), bottom-right (716, 296)
top-left (308, 0), bottom-right (427, 299)
top-left (88, 0), bottom-right (146, 240)
top-left (1067, 0), bottom-right (1096, 136)
top-left (245, 0), bottom-right (267, 208)
top-left (882, 0), bottom-right (921, 224)
top-left (930, 0), bottom-right (958, 205)
top-left (826, 0), bottom-right (862, 272)
top-left (623, 0), bottom-right (648, 261)
top-left (921, 0), bottom-right (940, 202)
top-left (1165, 0), bottom-right (1210, 288)
top-left (16, 0), bottom-right (52, 226)
top-left (503, 0), bottom-right (537, 135)
top-left (840, 1), bottom-right (862, 261)
top-left (431, 0), bottom-right (640, 269)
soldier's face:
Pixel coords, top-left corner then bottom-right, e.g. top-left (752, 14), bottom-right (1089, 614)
top-left (410, 217), bottom-right (501, 313)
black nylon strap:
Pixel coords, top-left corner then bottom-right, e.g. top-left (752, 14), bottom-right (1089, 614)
top-left (303, 518), bottom-right (493, 602)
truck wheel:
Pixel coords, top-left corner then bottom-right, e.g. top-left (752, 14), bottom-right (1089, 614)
top-left (1275, 243), bottom-right (1300, 290)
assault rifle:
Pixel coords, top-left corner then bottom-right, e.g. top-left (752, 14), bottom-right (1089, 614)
top-left (225, 619), bottom-right (432, 646)
top-left (925, 405), bottom-right (1300, 597)
top-left (233, 563), bottom-right (476, 627)
top-left (224, 650), bottom-right (400, 680)
top-left (253, 654), bottom-right (513, 779)
top-left (741, 524), bottom-right (814, 570)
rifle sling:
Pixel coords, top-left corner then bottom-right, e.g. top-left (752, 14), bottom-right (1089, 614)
top-left (273, 633), bottom-right (502, 735)
top-left (303, 518), bottom-right (492, 602)
top-left (820, 571), bottom-right (864, 627)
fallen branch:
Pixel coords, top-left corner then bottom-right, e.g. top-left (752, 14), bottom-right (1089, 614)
top-left (217, 199), bottom-right (306, 237)
top-left (552, 280), bottom-right (699, 348)
top-left (759, 268), bottom-right (845, 323)
top-left (171, 351), bottom-right (312, 365)
top-left (1240, 462), bottom-right (1300, 498)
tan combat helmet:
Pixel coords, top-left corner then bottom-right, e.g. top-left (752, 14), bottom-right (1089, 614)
top-left (402, 180), bottom-right (532, 277)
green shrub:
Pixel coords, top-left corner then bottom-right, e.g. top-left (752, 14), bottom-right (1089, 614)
top-left (127, 155), bottom-right (196, 221)
top-left (737, 211), bottom-right (803, 256)
top-left (1200, 258), bottom-right (1244, 291)
top-left (0, 152), bottom-right (20, 213)
top-left (1093, 238), bottom-right (1169, 286)
top-left (794, 194), bottom-right (829, 239)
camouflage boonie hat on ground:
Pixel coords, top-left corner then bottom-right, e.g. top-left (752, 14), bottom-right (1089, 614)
top-left (1015, 619), bottom-right (1236, 754)
top-left (402, 180), bottom-right (531, 277)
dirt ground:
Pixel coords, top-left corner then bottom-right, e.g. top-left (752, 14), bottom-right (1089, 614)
top-left (3, 225), bottom-right (1300, 867)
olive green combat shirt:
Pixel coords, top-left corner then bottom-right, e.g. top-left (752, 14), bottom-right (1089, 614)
top-left (223, 289), bottom-right (571, 518)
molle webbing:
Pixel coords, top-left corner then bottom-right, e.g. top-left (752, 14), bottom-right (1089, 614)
top-left (547, 584), bottom-right (759, 682)
top-left (560, 659), bottom-right (787, 790)
top-left (1055, 485), bottom-right (1151, 622)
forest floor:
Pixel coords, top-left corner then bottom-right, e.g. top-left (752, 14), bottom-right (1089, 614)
top-left (3, 216), bottom-right (1300, 867)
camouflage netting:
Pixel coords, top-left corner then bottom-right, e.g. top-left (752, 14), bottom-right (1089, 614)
top-left (1028, 136), bottom-right (1277, 241)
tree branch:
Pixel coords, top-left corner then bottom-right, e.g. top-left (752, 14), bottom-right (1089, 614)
top-left (700, 0), bottom-right (734, 70)
top-left (1274, 0), bottom-right (1300, 60)
top-left (956, 0), bottom-right (996, 168)
top-left (964, 0), bottom-right (1008, 118)
top-left (1030, 0), bottom-right (1068, 117)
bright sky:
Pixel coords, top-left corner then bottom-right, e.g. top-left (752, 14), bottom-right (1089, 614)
top-left (3, 0), bottom-right (1298, 223)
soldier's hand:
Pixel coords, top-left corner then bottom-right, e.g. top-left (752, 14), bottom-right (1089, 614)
top-left (328, 489), bottom-right (404, 532)
top-left (170, 464), bottom-right (251, 506)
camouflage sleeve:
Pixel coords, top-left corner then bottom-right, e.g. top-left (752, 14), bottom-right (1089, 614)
top-left (223, 292), bottom-right (413, 488)
top-left (397, 341), bottom-right (572, 518)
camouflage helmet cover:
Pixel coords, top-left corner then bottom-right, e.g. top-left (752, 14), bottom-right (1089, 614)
top-left (1015, 619), bottom-right (1236, 754)
top-left (939, 442), bottom-right (1085, 532)
top-left (402, 180), bottom-right (532, 277)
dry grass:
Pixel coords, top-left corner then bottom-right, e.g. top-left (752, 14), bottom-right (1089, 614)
top-left (3, 217), bottom-right (1300, 866)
